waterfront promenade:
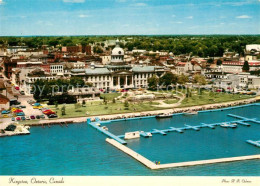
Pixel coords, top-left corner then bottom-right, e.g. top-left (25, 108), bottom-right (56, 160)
top-left (1, 97), bottom-right (259, 131)
top-left (27, 97), bottom-right (260, 126)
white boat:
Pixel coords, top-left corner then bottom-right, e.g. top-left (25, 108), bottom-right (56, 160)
top-left (156, 113), bottom-right (172, 118)
top-left (124, 131), bottom-right (140, 140)
top-left (146, 132), bottom-right (152, 137)
top-left (220, 123), bottom-right (237, 128)
top-left (101, 126), bottom-right (108, 131)
top-left (183, 111), bottom-right (198, 115)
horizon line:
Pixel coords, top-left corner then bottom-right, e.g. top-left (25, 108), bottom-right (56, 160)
top-left (0, 34), bottom-right (260, 37)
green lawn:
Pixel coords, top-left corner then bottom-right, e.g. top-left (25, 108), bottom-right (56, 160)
top-left (100, 93), bottom-right (121, 101)
top-left (36, 90), bottom-right (255, 119)
top-left (163, 99), bottom-right (179, 104)
top-left (48, 101), bottom-right (162, 118)
top-left (180, 92), bottom-right (253, 107)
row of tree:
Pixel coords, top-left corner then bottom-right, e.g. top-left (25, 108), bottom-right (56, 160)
top-left (1, 35), bottom-right (259, 57)
top-left (148, 72), bottom-right (207, 90)
top-left (32, 77), bottom-right (91, 104)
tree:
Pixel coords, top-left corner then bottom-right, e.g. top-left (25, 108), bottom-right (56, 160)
top-left (159, 72), bottom-right (178, 87)
top-left (242, 61), bottom-right (250, 72)
top-left (70, 77), bottom-right (85, 88)
top-left (124, 100), bottom-right (129, 110)
top-left (148, 75), bottom-right (159, 90)
top-left (113, 98), bottom-right (116, 103)
top-left (61, 105), bottom-right (66, 115)
top-left (216, 59), bottom-right (222, 66)
top-left (82, 100), bottom-right (86, 107)
top-left (177, 74), bottom-right (189, 85)
top-left (54, 101), bottom-right (59, 110)
top-left (193, 74), bottom-right (207, 85)
top-left (207, 58), bottom-right (214, 64)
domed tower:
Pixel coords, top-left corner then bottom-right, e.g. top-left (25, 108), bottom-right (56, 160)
top-left (110, 39), bottom-right (125, 65)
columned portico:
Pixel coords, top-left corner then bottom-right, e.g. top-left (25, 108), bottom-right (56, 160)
top-left (111, 71), bottom-right (134, 89)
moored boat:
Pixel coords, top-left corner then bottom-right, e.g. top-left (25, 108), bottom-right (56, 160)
top-left (183, 111), bottom-right (198, 116)
top-left (220, 123), bottom-right (237, 128)
top-left (156, 113), bottom-right (172, 118)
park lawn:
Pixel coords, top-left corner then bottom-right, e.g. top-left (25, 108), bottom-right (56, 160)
top-left (180, 92), bottom-right (253, 107)
top-left (48, 101), bottom-right (162, 118)
top-left (163, 99), bottom-right (179, 104)
top-left (100, 93), bottom-right (121, 101)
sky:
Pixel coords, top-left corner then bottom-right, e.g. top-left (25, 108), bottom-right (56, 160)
top-left (0, 0), bottom-right (259, 36)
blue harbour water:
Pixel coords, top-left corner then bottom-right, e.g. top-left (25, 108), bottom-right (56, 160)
top-left (0, 104), bottom-right (260, 175)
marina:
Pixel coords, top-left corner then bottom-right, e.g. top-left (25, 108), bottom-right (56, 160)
top-left (113, 114), bottom-right (260, 139)
top-left (0, 103), bottom-right (260, 175)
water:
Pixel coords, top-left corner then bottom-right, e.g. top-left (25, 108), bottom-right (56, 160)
top-left (0, 105), bottom-right (259, 175)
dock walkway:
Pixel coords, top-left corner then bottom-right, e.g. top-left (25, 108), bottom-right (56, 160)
top-left (106, 138), bottom-right (260, 170)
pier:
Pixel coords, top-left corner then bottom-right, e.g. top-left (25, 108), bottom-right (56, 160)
top-left (168, 127), bottom-right (183, 133)
top-left (246, 140), bottom-right (260, 147)
top-left (140, 131), bottom-right (150, 138)
top-left (87, 118), bottom-right (127, 144)
top-left (116, 117), bottom-right (259, 139)
top-left (151, 129), bottom-right (167, 135)
top-left (106, 138), bottom-right (260, 170)
top-left (235, 121), bottom-right (250, 126)
top-left (200, 123), bottom-right (215, 129)
top-left (184, 124), bottom-right (200, 131)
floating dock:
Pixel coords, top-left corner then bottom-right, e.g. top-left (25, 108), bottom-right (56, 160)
top-left (200, 123), bottom-right (215, 129)
top-left (106, 138), bottom-right (260, 170)
top-left (227, 114), bottom-right (260, 124)
top-left (227, 114), bottom-right (251, 120)
top-left (168, 127), bottom-right (183, 133)
top-left (116, 117), bottom-right (256, 139)
top-left (140, 131), bottom-right (150, 138)
top-left (246, 140), bottom-right (260, 147)
top-left (235, 121), bottom-right (250, 126)
top-left (151, 129), bottom-right (167, 135)
top-left (184, 124), bottom-right (200, 131)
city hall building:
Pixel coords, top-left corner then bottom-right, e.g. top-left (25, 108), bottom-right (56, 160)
top-left (71, 40), bottom-right (167, 90)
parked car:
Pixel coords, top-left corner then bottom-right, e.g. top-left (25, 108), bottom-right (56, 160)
top-left (20, 91), bottom-right (25, 95)
top-left (11, 117), bottom-right (15, 121)
top-left (13, 109), bottom-right (23, 113)
top-left (21, 116), bottom-right (26, 120)
top-left (16, 117), bottom-right (21, 121)
top-left (43, 110), bottom-right (56, 115)
top-left (19, 105), bottom-right (26, 108)
top-left (40, 115), bottom-right (45, 119)
top-left (16, 112), bottom-right (25, 116)
top-left (26, 116), bottom-right (30, 120)
top-left (36, 115), bottom-right (41, 119)
top-left (1, 110), bottom-right (10, 114)
top-left (48, 114), bottom-right (57, 118)
top-left (2, 114), bottom-right (9, 118)
top-left (15, 86), bottom-right (20, 90)
top-left (30, 115), bottom-right (35, 120)
top-left (33, 105), bottom-right (43, 109)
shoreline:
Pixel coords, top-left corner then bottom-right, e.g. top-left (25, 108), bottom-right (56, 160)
top-left (26, 96), bottom-right (260, 126)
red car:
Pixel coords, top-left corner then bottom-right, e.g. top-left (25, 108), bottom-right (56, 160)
top-left (43, 110), bottom-right (56, 115)
top-left (14, 109), bottom-right (23, 113)
top-left (15, 86), bottom-right (20, 90)
top-left (16, 117), bottom-right (21, 121)
top-left (30, 115), bottom-right (35, 119)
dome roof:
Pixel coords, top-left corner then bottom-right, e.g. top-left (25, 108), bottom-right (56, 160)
top-left (111, 47), bottom-right (124, 56)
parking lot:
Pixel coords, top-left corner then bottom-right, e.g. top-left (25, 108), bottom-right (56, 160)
top-left (0, 95), bottom-right (45, 129)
